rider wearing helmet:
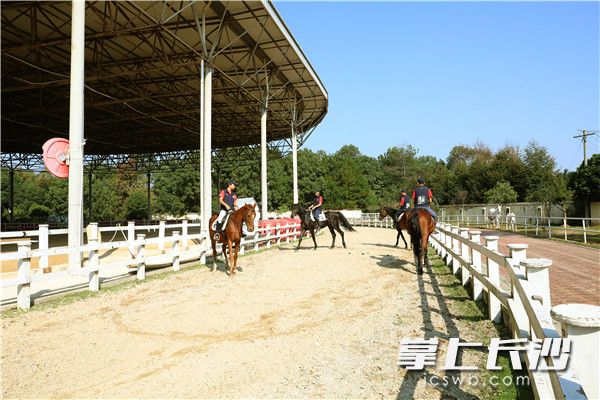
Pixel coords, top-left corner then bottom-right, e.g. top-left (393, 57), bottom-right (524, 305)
top-left (214, 180), bottom-right (238, 240)
top-left (308, 190), bottom-right (324, 221)
top-left (395, 190), bottom-right (412, 220)
top-left (412, 178), bottom-right (437, 220)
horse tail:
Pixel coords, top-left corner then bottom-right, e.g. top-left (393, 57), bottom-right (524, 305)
top-left (337, 212), bottom-right (356, 231)
top-left (409, 210), bottom-right (422, 257)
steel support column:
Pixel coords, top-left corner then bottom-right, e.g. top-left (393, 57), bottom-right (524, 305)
top-left (146, 170), bottom-right (151, 222)
top-left (87, 169), bottom-right (92, 222)
top-left (8, 169), bottom-right (15, 223)
top-left (201, 63), bottom-right (213, 233)
top-left (292, 125), bottom-right (299, 205)
top-left (67, 0), bottom-right (85, 270)
top-left (260, 105), bottom-right (268, 220)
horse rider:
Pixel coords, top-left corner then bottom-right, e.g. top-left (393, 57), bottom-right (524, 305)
top-left (308, 190), bottom-right (324, 222)
top-left (412, 177), bottom-right (437, 220)
top-left (214, 180), bottom-right (238, 240)
top-left (395, 190), bottom-right (411, 220)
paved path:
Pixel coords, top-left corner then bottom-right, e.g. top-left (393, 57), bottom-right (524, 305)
top-left (478, 230), bottom-right (600, 306)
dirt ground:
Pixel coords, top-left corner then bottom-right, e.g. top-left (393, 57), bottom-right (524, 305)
top-left (2, 227), bottom-right (501, 399)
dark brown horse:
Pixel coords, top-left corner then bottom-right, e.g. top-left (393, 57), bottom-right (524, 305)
top-left (291, 204), bottom-right (355, 250)
top-left (378, 205), bottom-right (409, 248)
top-left (406, 208), bottom-right (436, 275)
top-left (209, 204), bottom-right (256, 275)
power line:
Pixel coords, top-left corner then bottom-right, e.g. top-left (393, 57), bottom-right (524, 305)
top-left (573, 129), bottom-right (598, 166)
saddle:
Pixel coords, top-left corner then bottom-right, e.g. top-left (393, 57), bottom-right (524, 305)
top-left (211, 211), bottom-right (232, 232)
top-left (309, 211), bottom-right (327, 222)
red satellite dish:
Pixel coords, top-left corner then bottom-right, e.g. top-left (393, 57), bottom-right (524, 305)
top-left (42, 138), bottom-right (70, 178)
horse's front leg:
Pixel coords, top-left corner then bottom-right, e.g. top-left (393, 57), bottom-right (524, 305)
top-left (395, 229), bottom-right (400, 247)
top-left (222, 242), bottom-right (228, 268)
top-left (211, 239), bottom-right (218, 271)
top-left (227, 240), bottom-right (234, 276)
top-left (232, 240), bottom-right (240, 274)
top-left (296, 228), bottom-right (306, 250)
top-left (310, 228), bottom-right (318, 250)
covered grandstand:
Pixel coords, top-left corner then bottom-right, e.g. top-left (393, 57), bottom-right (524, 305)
top-left (1, 0), bottom-right (328, 267)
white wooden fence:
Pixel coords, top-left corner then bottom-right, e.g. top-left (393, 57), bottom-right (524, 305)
top-left (352, 215), bottom-right (599, 400)
top-left (1, 220), bottom-right (302, 310)
top-left (439, 214), bottom-right (600, 244)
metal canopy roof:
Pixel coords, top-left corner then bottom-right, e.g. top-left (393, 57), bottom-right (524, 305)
top-left (1, 1), bottom-right (328, 156)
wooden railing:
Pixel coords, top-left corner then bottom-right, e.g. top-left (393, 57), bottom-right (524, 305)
top-left (352, 215), bottom-right (599, 400)
top-left (1, 220), bottom-right (302, 309)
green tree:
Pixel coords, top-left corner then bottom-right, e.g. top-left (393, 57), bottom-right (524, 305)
top-left (28, 204), bottom-right (52, 222)
top-left (484, 181), bottom-right (518, 204)
top-left (569, 154), bottom-right (600, 202)
top-left (125, 190), bottom-right (149, 220)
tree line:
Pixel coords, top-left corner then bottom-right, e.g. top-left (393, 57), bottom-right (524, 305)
top-left (2, 141), bottom-right (598, 223)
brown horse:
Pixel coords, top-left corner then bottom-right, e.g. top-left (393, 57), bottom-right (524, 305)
top-left (209, 204), bottom-right (256, 275)
top-left (406, 208), bottom-right (436, 275)
top-left (378, 205), bottom-right (409, 248)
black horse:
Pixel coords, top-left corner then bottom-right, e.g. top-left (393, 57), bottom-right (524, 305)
top-left (291, 204), bottom-right (356, 250)
top-left (378, 205), bottom-right (409, 248)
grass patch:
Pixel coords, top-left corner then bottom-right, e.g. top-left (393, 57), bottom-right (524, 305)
top-left (427, 250), bottom-right (534, 400)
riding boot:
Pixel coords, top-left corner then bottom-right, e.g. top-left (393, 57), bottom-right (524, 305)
top-left (214, 222), bottom-right (223, 240)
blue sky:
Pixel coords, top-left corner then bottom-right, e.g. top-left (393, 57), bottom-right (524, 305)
top-left (276, 1), bottom-right (600, 171)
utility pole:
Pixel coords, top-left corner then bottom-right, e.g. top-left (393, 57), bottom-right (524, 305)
top-left (573, 130), bottom-right (598, 166)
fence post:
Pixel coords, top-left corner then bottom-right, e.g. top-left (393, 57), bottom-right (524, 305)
top-left (583, 219), bottom-right (587, 244)
top-left (17, 241), bottom-right (32, 309)
top-left (136, 234), bottom-right (146, 280)
top-left (438, 225), bottom-right (447, 259)
top-left (172, 231), bottom-right (180, 271)
top-left (507, 244), bottom-right (528, 276)
top-left (284, 223), bottom-right (290, 243)
top-left (521, 258), bottom-right (552, 311)
top-left (459, 228), bottom-right (470, 287)
top-left (88, 223), bottom-right (100, 291)
top-left (551, 304), bottom-right (600, 400)
top-left (508, 244), bottom-right (529, 338)
top-left (535, 217), bottom-right (539, 236)
top-left (563, 216), bottom-right (567, 241)
top-left (276, 223), bottom-right (281, 246)
top-left (158, 220), bottom-right (166, 253)
top-left (266, 227), bottom-right (271, 248)
top-left (182, 219), bottom-right (188, 250)
top-left (451, 226), bottom-right (460, 275)
top-left (128, 221), bottom-right (135, 258)
top-left (484, 236), bottom-right (501, 322)
top-left (547, 217), bottom-right (551, 238)
top-left (38, 224), bottom-right (49, 274)
top-left (445, 224), bottom-right (453, 266)
top-left (254, 230), bottom-right (260, 252)
top-left (470, 231), bottom-right (482, 301)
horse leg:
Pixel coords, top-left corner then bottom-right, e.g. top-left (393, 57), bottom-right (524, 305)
top-left (211, 239), bottom-right (218, 271)
top-left (328, 225), bottom-right (336, 248)
top-left (310, 228), bottom-right (318, 250)
top-left (296, 228), bottom-right (306, 250)
top-left (399, 230), bottom-right (408, 249)
top-left (232, 240), bottom-right (240, 274)
top-left (395, 230), bottom-right (400, 247)
top-left (334, 224), bottom-right (346, 248)
top-left (227, 240), bottom-right (234, 276)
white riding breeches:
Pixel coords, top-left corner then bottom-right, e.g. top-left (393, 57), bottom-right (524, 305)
top-left (217, 209), bottom-right (227, 223)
